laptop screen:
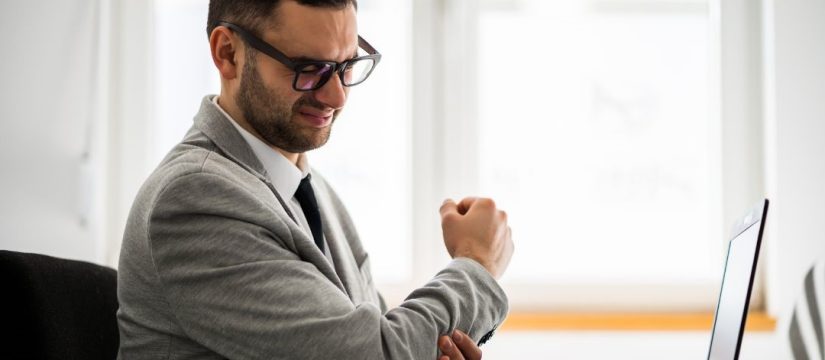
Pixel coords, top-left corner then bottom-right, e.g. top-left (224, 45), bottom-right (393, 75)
top-left (707, 200), bottom-right (767, 360)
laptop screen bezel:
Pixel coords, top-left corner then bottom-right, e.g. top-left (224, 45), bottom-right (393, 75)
top-left (706, 199), bottom-right (769, 360)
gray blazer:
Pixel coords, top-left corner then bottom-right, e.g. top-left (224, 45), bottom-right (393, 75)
top-left (116, 96), bottom-right (509, 360)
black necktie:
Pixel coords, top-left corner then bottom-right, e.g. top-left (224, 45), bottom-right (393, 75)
top-left (294, 175), bottom-right (325, 252)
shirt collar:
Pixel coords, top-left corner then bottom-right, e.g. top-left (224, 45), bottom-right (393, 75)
top-left (211, 95), bottom-right (310, 200)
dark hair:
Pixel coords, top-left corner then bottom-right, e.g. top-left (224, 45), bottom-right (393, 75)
top-left (207, 0), bottom-right (358, 38)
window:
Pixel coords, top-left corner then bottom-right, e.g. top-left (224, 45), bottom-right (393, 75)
top-left (149, 0), bottom-right (750, 311)
top-left (474, 0), bottom-right (721, 296)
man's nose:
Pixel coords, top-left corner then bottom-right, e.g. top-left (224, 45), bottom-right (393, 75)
top-left (313, 73), bottom-right (347, 110)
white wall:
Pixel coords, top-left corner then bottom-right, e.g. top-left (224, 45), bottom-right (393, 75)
top-left (0, 0), bottom-right (103, 263)
top-left (0, 0), bottom-right (155, 268)
top-left (763, 0), bottom-right (825, 319)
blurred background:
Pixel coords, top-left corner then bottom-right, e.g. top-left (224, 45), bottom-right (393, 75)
top-left (1, 0), bottom-right (823, 358)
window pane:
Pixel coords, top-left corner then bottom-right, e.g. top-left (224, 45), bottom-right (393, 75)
top-left (477, 1), bottom-right (718, 284)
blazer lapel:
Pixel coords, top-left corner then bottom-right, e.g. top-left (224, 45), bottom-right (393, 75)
top-left (191, 96), bottom-right (345, 292)
top-left (312, 176), bottom-right (377, 304)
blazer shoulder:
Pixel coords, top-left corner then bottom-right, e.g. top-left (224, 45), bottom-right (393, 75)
top-left (136, 143), bottom-right (267, 213)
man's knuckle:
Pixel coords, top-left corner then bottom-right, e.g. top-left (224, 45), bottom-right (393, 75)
top-left (477, 198), bottom-right (495, 209)
top-left (442, 212), bottom-right (459, 223)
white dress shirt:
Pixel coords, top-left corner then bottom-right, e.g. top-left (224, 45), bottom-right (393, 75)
top-left (211, 95), bottom-right (333, 265)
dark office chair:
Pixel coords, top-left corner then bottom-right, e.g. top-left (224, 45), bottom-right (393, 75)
top-left (0, 250), bottom-right (119, 360)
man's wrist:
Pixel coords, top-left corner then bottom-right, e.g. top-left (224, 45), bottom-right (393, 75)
top-left (454, 253), bottom-right (499, 279)
top-left (452, 257), bottom-right (495, 279)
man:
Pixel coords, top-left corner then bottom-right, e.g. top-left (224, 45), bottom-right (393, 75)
top-left (116, 0), bottom-right (514, 359)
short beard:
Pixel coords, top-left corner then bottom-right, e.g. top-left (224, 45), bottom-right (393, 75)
top-left (236, 50), bottom-right (336, 153)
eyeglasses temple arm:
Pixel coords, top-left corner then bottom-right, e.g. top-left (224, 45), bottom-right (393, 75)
top-left (217, 21), bottom-right (297, 68)
top-left (358, 35), bottom-right (379, 55)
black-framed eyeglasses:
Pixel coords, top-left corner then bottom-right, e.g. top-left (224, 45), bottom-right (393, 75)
top-left (217, 21), bottom-right (382, 92)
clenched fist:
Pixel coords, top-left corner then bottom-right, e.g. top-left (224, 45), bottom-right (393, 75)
top-left (439, 197), bottom-right (514, 279)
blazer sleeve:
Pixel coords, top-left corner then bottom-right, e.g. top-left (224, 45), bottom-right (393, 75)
top-left (147, 171), bottom-right (509, 360)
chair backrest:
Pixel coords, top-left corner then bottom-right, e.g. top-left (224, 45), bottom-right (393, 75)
top-left (789, 261), bottom-right (825, 360)
top-left (0, 250), bottom-right (119, 360)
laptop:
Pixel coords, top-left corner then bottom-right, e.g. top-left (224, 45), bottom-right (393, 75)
top-left (707, 199), bottom-right (770, 360)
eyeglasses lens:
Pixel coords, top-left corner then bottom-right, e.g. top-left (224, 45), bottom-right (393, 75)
top-left (295, 63), bottom-right (334, 90)
top-left (294, 58), bottom-right (375, 90)
top-left (343, 58), bottom-right (375, 86)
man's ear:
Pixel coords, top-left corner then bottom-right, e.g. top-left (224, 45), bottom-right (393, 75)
top-left (210, 26), bottom-right (241, 80)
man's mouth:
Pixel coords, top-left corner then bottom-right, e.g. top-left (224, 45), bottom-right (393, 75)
top-left (298, 109), bottom-right (333, 128)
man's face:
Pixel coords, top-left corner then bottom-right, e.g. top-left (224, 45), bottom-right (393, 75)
top-left (236, 1), bottom-right (358, 153)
